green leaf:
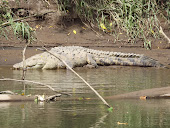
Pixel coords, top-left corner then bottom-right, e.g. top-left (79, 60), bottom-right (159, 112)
top-left (22, 22), bottom-right (25, 39)
top-left (14, 23), bottom-right (20, 35)
top-left (6, 12), bottom-right (11, 18)
top-left (107, 107), bottom-right (113, 112)
top-left (34, 98), bottom-right (38, 103)
top-left (78, 97), bottom-right (83, 100)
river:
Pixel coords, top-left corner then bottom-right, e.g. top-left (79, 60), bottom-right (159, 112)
top-left (0, 66), bottom-right (170, 128)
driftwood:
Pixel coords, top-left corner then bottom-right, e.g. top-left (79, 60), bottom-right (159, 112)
top-left (106, 86), bottom-right (170, 100)
top-left (44, 86), bottom-right (170, 101)
top-left (0, 94), bottom-right (35, 102)
top-left (0, 86), bottom-right (170, 102)
top-left (159, 26), bottom-right (170, 43)
top-left (45, 94), bottom-right (62, 102)
top-left (0, 78), bottom-right (70, 96)
top-left (0, 90), bottom-right (15, 95)
top-left (0, 90), bottom-right (62, 102)
top-left (0, 93), bottom-right (61, 102)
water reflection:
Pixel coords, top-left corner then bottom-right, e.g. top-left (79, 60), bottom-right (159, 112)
top-left (3, 66), bottom-right (170, 96)
top-left (0, 99), bottom-right (170, 128)
top-left (0, 66), bottom-right (170, 128)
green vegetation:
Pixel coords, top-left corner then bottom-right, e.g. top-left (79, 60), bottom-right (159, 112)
top-left (0, 0), bottom-right (169, 48)
top-left (0, 0), bottom-right (35, 44)
top-left (58, 0), bottom-right (169, 49)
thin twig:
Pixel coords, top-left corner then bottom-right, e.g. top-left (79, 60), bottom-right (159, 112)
top-left (0, 10), bottom-right (56, 28)
top-left (0, 78), bottom-right (71, 96)
top-left (22, 43), bottom-right (28, 80)
top-left (41, 47), bottom-right (111, 108)
top-left (81, 21), bottom-right (102, 37)
top-left (159, 26), bottom-right (170, 43)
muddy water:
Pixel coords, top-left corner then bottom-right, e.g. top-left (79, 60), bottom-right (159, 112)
top-left (0, 66), bottom-right (170, 128)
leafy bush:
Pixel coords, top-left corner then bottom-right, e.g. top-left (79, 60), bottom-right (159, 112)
top-left (0, 0), bottom-right (35, 44)
top-left (58, 0), bottom-right (169, 48)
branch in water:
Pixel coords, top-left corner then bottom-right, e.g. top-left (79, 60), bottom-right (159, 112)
top-left (0, 78), bottom-right (71, 96)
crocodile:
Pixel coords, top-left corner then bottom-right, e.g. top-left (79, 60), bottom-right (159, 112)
top-left (13, 46), bottom-right (165, 69)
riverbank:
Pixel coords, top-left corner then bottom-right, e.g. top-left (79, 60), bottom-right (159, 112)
top-left (0, 0), bottom-right (170, 67)
top-left (0, 45), bottom-right (170, 68)
top-left (0, 3), bottom-right (170, 67)
top-left (0, 18), bottom-right (170, 67)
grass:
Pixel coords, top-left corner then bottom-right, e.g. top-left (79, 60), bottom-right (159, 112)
top-left (58, 0), bottom-right (169, 49)
top-left (0, 0), bottom-right (35, 44)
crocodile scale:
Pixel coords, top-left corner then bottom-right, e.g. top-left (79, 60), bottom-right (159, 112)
top-left (13, 46), bottom-right (165, 69)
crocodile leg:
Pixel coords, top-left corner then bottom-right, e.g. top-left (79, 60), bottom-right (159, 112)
top-left (86, 53), bottom-right (98, 68)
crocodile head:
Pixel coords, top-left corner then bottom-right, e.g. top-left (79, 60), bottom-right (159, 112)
top-left (13, 53), bottom-right (47, 69)
top-left (13, 52), bottom-right (67, 69)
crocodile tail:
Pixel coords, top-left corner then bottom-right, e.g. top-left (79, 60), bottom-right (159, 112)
top-left (155, 62), bottom-right (168, 68)
top-left (140, 56), bottom-right (166, 68)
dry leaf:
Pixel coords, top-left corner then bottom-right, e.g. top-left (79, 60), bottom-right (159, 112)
top-left (117, 122), bottom-right (128, 125)
top-left (49, 26), bottom-right (53, 28)
top-left (85, 98), bottom-right (91, 100)
top-left (73, 30), bottom-right (77, 34)
top-left (140, 96), bottom-right (147, 100)
top-left (82, 27), bottom-right (86, 30)
top-left (100, 23), bottom-right (107, 30)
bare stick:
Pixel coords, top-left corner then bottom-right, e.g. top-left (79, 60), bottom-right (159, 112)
top-left (41, 47), bottom-right (111, 108)
top-left (22, 44), bottom-right (28, 80)
top-left (159, 26), bottom-right (170, 43)
top-left (0, 78), bottom-right (71, 96)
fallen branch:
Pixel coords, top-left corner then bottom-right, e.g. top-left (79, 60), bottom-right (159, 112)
top-left (0, 78), bottom-right (71, 96)
top-left (0, 10), bottom-right (56, 28)
top-left (41, 47), bottom-right (111, 108)
top-left (45, 94), bottom-right (62, 102)
top-left (159, 26), bottom-right (170, 43)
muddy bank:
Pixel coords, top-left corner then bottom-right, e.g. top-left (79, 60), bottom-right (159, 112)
top-left (0, 46), bottom-right (170, 68)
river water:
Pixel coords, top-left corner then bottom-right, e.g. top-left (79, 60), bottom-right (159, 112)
top-left (0, 66), bottom-right (170, 128)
